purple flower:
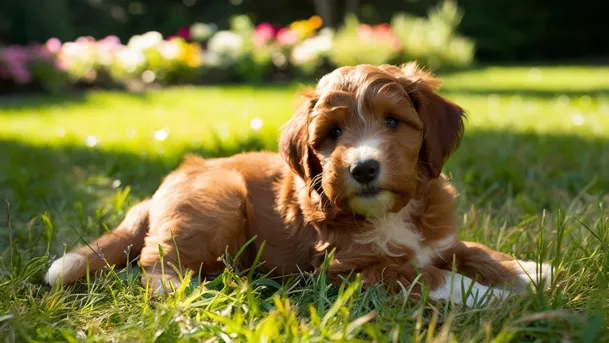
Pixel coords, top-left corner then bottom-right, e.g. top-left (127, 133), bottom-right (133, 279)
top-left (0, 46), bottom-right (33, 84)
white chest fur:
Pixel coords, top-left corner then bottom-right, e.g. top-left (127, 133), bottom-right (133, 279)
top-left (355, 201), bottom-right (457, 268)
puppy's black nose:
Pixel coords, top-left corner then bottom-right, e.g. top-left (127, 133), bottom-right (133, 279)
top-left (350, 159), bottom-right (380, 184)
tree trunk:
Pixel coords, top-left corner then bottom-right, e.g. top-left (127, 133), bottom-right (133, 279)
top-left (345, 0), bottom-right (359, 17)
top-left (313, 0), bottom-right (335, 27)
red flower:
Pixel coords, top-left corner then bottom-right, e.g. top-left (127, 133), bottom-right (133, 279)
top-left (178, 26), bottom-right (191, 40)
top-left (375, 23), bottom-right (392, 34)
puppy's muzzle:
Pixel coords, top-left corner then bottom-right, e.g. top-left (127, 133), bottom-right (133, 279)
top-left (350, 159), bottom-right (380, 185)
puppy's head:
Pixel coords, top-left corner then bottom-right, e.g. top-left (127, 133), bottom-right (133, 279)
top-left (280, 63), bottom-right (464, 218)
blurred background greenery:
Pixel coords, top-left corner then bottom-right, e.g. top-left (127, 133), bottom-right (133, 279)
top-left (1, 0), bottom-right (606, 62)
top-left (3, 0), bottom-right (606, 94)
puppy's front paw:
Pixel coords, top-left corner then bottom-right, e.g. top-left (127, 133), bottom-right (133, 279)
top-left (430, 271), bottom-right (509, 307)
top-left (512, 260), bottom-right (554, 291)
top-left (45, 253), bottom-right (86, 286)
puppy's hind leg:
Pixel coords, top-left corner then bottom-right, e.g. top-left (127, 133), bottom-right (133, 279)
top-left (446, 241), bottom-right (553, 293)
top-left (46, 199), bottom-right (151, 286)
top-left (138, 168), bottom-right (251, 295)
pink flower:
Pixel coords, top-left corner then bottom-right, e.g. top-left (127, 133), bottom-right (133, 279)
top-left (276, 28), bottom-right (298, 46)
top-left (97, 36), bottom-right (121, 53)
top-left (178, 26), bottom-right (191, 40)
top-left (75, 36), bottom-right (95, 44)
top-left (253, 23), bottom-right (275, 47)
top-left (45, 38), bottom-right (62, 54)
top-left (100, 35), bottom-right (121, 46)
top-left (390, 38), bottom-right (402, 51)
top-left (357, 24), bottom-right (373, 39)
top-left (356, 24), bottom-right (401, 51)
top-left (374, 25), bottom-right (401, 51)
top-left (97, 35), bottom-right (122, 66)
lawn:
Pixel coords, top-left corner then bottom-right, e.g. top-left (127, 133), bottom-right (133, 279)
top-left (1, 65), bottom-right (608, 342)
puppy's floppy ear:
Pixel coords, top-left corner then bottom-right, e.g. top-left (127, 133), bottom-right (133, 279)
top-left (384, 62), bottom-right (465, 179)
top-left (279, 91), bottom-right (323, 188)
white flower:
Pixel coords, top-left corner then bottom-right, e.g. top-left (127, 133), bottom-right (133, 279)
top-left (203, 51), bottom-right (222, 68)
top-left (571, 113), bottom-right (585, 126)
top-left (127, 34), bottom-right (141, 47)
top-left (291, 35), bottom-right (333, 66)
top-left (141, 70), bottom-right (156, 83)
top-left (318, 27), bottom-right (335, 37)
top-left (61, 42), bottom-right (89, 57)
top-left (128, 31), bottom-right (163, 51)
top-left (85, 135), bottom-right (99, 147)
top-left (207, 31), bottom-right (244, 59)
top-left (155, 129), bottom-right (168, 141)
top-left (59, 41), bottom-right (96, 67)
top-left (250, 118), bottom-right (263, 130)
top-left (191, 23), bottom-right (217, 42)
top-left (157, 40), bottom-right (181, 60)
top-left (97, 50), bottom-right (115, 67)
top-left (116, 46), bottom-right (146, 73)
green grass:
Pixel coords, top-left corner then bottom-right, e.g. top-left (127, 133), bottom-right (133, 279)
top-left (1, 65), bottom-right (608, 342)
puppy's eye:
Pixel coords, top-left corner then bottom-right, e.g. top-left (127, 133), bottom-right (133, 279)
top-left (384, 115), bottom-right (399, 129)
top-left (329, 126), bottom-right (342, 140)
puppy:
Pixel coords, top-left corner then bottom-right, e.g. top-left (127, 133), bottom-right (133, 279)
top-left (46, 63), bottom-right (552, 306)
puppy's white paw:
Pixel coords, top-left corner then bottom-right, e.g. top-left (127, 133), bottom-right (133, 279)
top-left (150, 277), bottom-right (183, 296)
top-left (430, 271), bottom-right (509, 307)
top-left (513, 260), bottom-right (554, 290)
top-left (45, 253), bottom-right (86, 286)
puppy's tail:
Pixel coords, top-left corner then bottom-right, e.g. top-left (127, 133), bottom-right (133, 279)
top-left (45, 199), bottom-right (151, 286)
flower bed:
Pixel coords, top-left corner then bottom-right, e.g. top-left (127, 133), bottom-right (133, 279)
top-left (0, 3), bottom-right (474, 93)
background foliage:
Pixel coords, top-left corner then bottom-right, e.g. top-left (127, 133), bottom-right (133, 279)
top-left (1, 0), bottom-right (607, 62)
top-left (0, 4), bottom-right (476, 93)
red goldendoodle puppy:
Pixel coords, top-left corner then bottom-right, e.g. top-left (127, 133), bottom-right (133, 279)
top-left (46, 63), bottom-right (552, 306)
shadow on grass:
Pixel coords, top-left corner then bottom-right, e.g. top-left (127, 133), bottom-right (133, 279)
top-left (1, 129), bottom-right (608, 252)
top-left (447, 130), bottom-right (609, 210)
top-left (0, 92), bottom-right (90, 112)
top-left (0, 83), bottom-right (307, 112)
top-left (0, 134), bottom-right (268, 252)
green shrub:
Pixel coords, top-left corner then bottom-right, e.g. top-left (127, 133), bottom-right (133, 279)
top-left (391, 1), bottom-right (475, 70)
top-left (329, 15), bottom-right (401, 67)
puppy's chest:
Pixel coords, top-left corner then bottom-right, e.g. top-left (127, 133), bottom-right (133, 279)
top-left (358, 201), bottom-right (457, 268)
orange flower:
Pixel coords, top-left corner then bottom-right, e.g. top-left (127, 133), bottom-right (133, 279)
top-left (309, 16), bottom-right (322, 30)
top-left (289, 16), bottom-right (324, 40)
